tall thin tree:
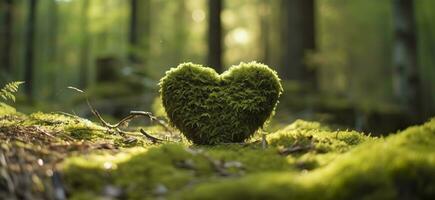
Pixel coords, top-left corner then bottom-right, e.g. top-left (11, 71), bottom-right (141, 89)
top-left (129, 0), bottom-right (151, 65)
top-left (24, 0), bottom-right (38, 101)
top-left (48, 0), bottom-right (59, 99)
top-left (1, 0), bottom-right (14, 74)
top-left (207, 0), bottom-right (223, 73)
top-left (79, 0), bottom-right (90, 89)
top-left (280, 0), bottom-right (316, 89)
top-left (392, 0), bottom-right (422, 119)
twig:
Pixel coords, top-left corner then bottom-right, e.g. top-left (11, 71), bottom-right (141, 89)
top-left (278, 143), bottom-right (314, 155)
top-left (129, 111), bottom-right (174, 134)
top-left (69, 86), bottom-right (175, 142)
top-left (35, 127), bottom-right (56, 139)
top-left (140, 129), bottom-right (165, 144)
top-left (54, 112), bottom-right (80, 119)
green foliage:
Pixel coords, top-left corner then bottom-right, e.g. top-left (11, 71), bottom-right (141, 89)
top-left (159, 62), bottom-right (283, 144)
top-left (0, 81), bottom-right (24, 102)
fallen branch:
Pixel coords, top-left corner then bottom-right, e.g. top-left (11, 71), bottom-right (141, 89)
top-left (140, 129), bottom-right (165, 144)
top-left (278, 143), bottom-right (314, 155)
top-left (68, 86), bottom-right (176, 143)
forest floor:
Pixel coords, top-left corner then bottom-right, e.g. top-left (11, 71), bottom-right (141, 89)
top-left (0, 102), bottom-right (434, 200)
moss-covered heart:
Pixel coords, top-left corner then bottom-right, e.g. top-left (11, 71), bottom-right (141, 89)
top-left (159, 62), bottom-right (283, 145)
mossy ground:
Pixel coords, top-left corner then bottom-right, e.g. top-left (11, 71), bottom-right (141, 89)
top-left (0, 104), bottom-right (434, 199)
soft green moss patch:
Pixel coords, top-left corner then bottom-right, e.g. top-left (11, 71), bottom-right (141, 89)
top-left (63, 142), bottom-right (295, 199)
top-left (178, 119), bottom-right (435, 200)
top-left (4, 105), bottom-right (432, 200)
top-left (60, 120), bottom-right (372, 199)
top-left (0, 110), bottom-right (151, 148)
top-left (61, 119), bottom-right (435, 200)
top-left (160, 62), bottom-right (283, 144)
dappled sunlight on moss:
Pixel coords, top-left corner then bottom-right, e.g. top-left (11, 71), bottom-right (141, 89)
top-left (268, 120), bottom-right (374, 154)
top-left (61, 120), bottom-right (387, 199)
top-left (3, 105), bottom-right (433, 199)
top-left (177, 119), bottom-right (435, 200)
top-left (0, 110), bottom-right (154, 148)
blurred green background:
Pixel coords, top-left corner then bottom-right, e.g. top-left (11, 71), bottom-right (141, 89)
top-left (0, 0), bottom-right (434, 134)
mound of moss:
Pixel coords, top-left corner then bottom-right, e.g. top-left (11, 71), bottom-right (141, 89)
top-left (159, 62), bottom-right (283, 144)
top-left (2, 104), bottom-right (433, 199)
top-left (180, 119), bottom-right (435, 200)
top-left (60, 119), bottom-right (435, 200)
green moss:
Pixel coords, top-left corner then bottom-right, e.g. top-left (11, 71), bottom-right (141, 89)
top-left (159, 62), bottom-right (283, 144)
top-left (1, 110), bottom-right (152, 148)
top-left (59, 119), bottom-right (435, 199)
top-left (61, 120), bottom-right (370, 199)
top-left (63, 145), bottom-right (214, 199)
top-left (0, 102), bottom-right (17, 116)
top-left (63, 142), bottom-right (295, 199)
top-left (268, 120), bottom-right (373, 153)
top-left (177, 119), bottom-right (435, 200)
top-left (22, 112), bottom-right (111, 141)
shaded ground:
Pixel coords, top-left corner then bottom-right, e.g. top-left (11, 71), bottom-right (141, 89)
top-left (0, 103), bottom-right (434, 200)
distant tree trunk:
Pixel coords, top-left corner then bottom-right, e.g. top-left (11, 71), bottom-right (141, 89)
top-left (0, 0), bottom-right (14, 74)
top-left (49, 0), bottom-right (58, 99)
top-left (207, 0), bottom-right (223, 73)
top-left (392, 0), bottom-right (422, 118)
top-left (129, 0), bottom-right (139, 63)
top-left (259, 0), bottom-right (270, 64)
top-left (79, 0), bottom-right (90, 89)
top-left (129, 0), bottom-right (151, 65)
top-left (280, 0), bottom-right (317, 89)
top-left (24, 0), bottom-right (37, 101)
top-left (173, 1), bottom-right (188, 63)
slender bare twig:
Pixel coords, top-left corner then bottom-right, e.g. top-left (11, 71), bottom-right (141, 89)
top-left (139, 129), bottom-right (164, 144)
top-left (129, 111), bottom-right (173, 134)
top-left (68, 86), bottom-right (175, 143)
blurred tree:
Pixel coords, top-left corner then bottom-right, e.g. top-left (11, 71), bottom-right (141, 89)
top-left (259, 0), bottom-right (270, 64)
top-left (79, 0), bottom-right (90, 89)
top-left (208, 0), bottom-right (223, 72)
top-left (392, 0), bottom-right (422, 118)
top-left (280, 0), bottom-right (317, 89)
top-left (0, 0), bottom-right (13, 75)
top-left (47, 0), bottom-right (59, 99)
top-left (129, 0), bottom-right (151, 65)
top-left (24, 0), bottom-right (38, 101)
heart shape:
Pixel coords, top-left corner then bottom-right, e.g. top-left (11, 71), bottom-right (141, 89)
top-left (159, 62), bottom-right (283, 145)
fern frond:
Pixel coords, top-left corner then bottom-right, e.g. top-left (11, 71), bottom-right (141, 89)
top-left (0, 81), bottom-right (24, 102)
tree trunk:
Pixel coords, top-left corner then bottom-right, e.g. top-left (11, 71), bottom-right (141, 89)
top-left (49, 0), bottom-right (59, 99)
top-left (392, 0), bottom-right (422, 118)
top-left (79, 0), bottom-right (90, 89)
top-left (129, 0), bottom-right (151, 65)
top-left (129, 0), bottom-right (139, 63)
top-left (207, 0), bottom-right (223, 73)
top-left (173, 1), bottom-right (188, 63)
top-left (259, 0), bottom-right (270, 65)
top-left (280, 0), bottom-right (316, 89)
top-left (0, 0), bottom-right (14, 74)
top-left (24, 0), bottom-right (37, 101)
